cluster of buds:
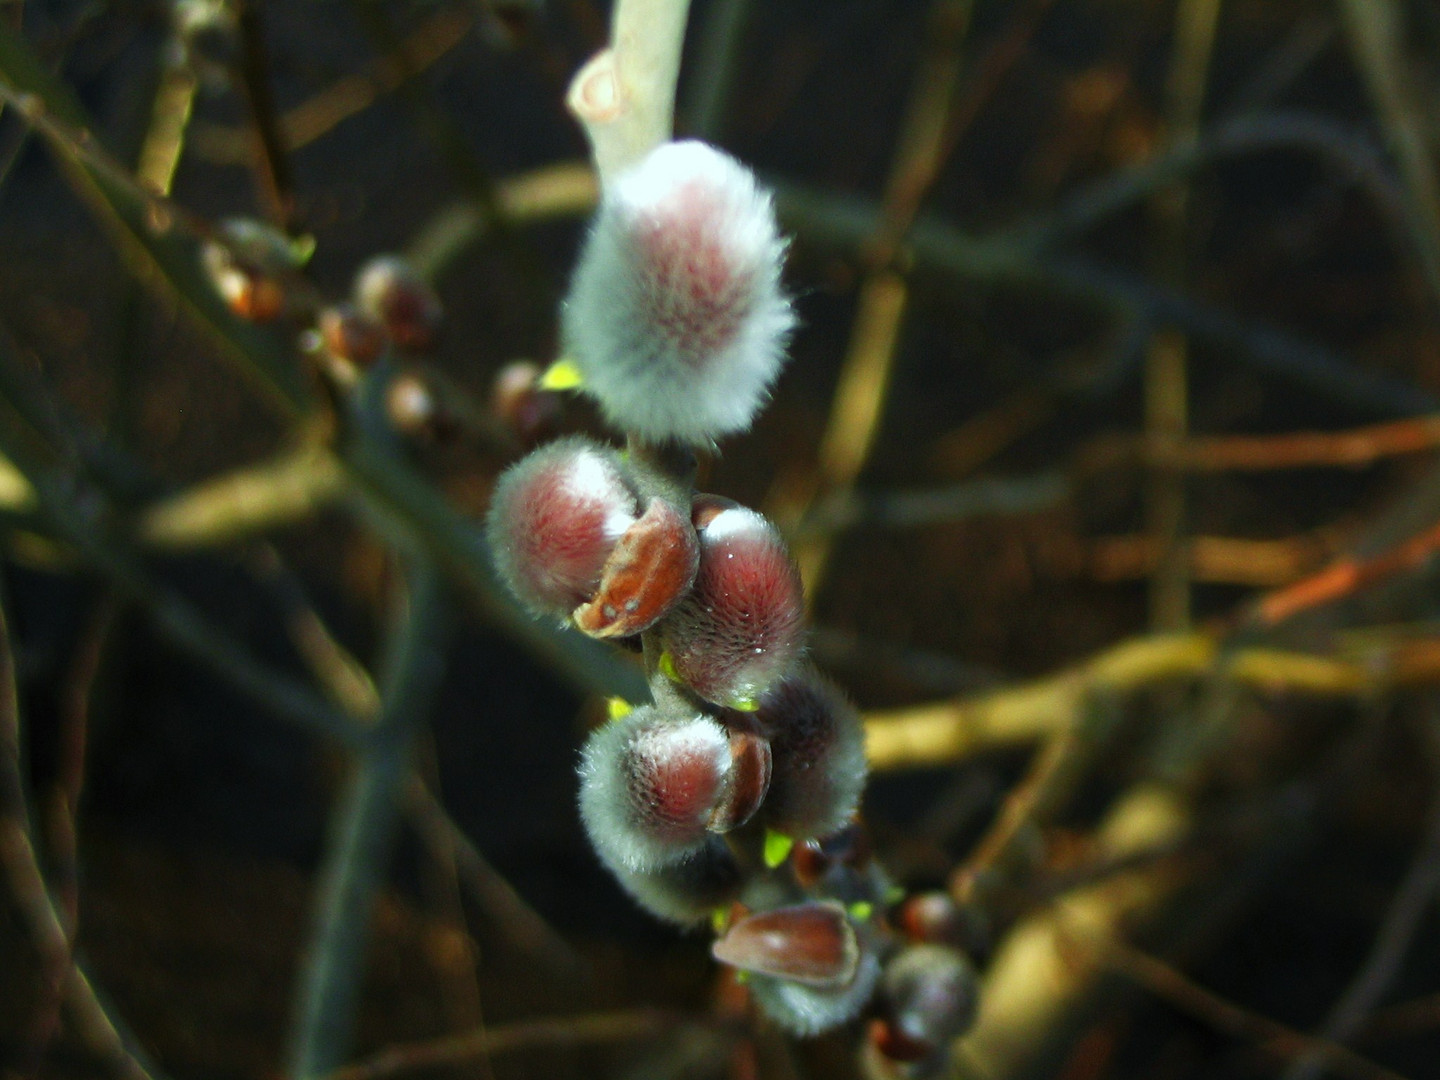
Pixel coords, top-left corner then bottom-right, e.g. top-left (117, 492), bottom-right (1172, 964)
top-left (484, 136), bottom-right (982, 1056)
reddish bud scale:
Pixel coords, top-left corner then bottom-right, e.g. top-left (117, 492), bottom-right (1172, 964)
top-left (658, 503), bottom-right (804, 707)
top-left (487, 437), bottom-right (639, 620)
top-left (573, 496), bottom-right (700, 639)
top-left (745, 930), bottom-right (884, 1037)
top-left (711, 902), bottom-right (858, 987)
top-left (355, 255), bottom-right (443, 353)
top-left (755, 671), bottom-right (867, 842)
top-left (578, 707), bottom-right (773, 875)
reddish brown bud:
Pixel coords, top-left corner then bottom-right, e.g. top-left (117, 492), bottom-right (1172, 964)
top-left (874, 945), bottom-right (979, 1060)
top-left (355, 255), bottom-right (442, 352)
top-left (318, 303), bottom-right (388, 368)
top-left (712, 901), bottom-right (858, 987)
top-left (574, 495), bottom-right (700, 638)
top-left (657, 502), bottom-right (804, 707)
top-left (202, 219), bottom-right (300, 323)
top-left (491, 361), bottom-right (562, 443)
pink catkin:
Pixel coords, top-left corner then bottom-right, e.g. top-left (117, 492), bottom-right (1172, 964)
top-left (659, 505), bottom-right (805, 706)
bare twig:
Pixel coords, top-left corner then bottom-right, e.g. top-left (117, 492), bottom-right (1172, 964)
top-left (1280, 712), bottom-right (1440, 1080)
top-left (287, 555), bottom-right (450, 1079)
top-left (1099, 937), bottom-right (1411, 1080)
top-left (233, 0), bottom-right (296, 228)
top-left (404, 778), bottom-right (589, 986)
top-left (324, 1009), bottom-right (696, 1080)
top-left (862, 633), bottom-right (1386, 773)
top-left (1338, 0), bottom-right (1440, 306)
top-left (782, 0), bottom-right (974, 600)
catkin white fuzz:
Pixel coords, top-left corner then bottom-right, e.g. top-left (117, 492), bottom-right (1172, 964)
top-left (562, 141), bottom-right (795, 445)
top-left (578, 707), bottom-right (733, 873)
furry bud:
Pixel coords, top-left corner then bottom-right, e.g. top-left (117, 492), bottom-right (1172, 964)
top-left (755, 670), bottom-right (867, 842)
top-left (355, 255), bottom-right (443, 352)
top-left (658, 503), bottom-right (804, 708)
top-left (488, 438), bottom-right (698, 634)
top-left (562, 140), bottom-right (795, 444)
top-left (872, 945), bottom-right (980, 1062)
top-left (579, 706), bottom-right (772, 874)
top-left (745, 925), bottom-right (883, 1037)
top-left (487, 437), bottom-right (639, 619)
top-left (605, 836), bottom-right (742, 925)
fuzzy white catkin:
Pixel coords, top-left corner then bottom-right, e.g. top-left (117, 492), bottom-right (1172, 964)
top-left (562, 140), bottom-right (795, 445)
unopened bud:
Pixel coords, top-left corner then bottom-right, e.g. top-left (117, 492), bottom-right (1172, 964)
top-left (657, 503), bottom-right (804, 708)
top-left (355, 255), bottom-right (442, 352)
top-left (562, 140), bottom-right (795, 444)
top-left (202, 218), bottom-right (304, 322)
top-left (755, 671), bottom-right (867, 842)
top-left (487, 438), bottom-right (697, 634)
top-left (318, 303), bottom-right (388, 368)
top-left (487, 437), bottom-right (639, 619)
top-left (605, 836), bottom-right (742, 925)
top-left (871, 945), bottom-right (979, 1062)
top-left (491, 361), bottom-right (562, 443)
top-left (744, 924), bottom-right (883, 1037)
top-left (579, 706), bottom-right (772, 873)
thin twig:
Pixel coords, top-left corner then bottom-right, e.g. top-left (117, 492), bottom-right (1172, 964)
top-left (1280, 711), bottom-right (1440, 1080)
top-left (233, 0), bottom-right (296, 228)
top-left (287, 554), bottom-right (450, 1079)
top-left (324, 1009), bottom-right (696, 1080)
top-left (1338, 0), bottom-right (1440, 307)
top-left (862, 632), bottom-right (1421, 773)
top-left (1098, 937), bottom-right (1412, 1080)
top-left (782, 0), bottom-right (974, 601)
top-left (403, 778), bottom-right (591, 987)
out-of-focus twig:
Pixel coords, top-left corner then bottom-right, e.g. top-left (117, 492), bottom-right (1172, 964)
top-left (287, 555), bottom-right (450, 1079)
top-left (1099, 936), bottom-right (1410, 1080)
top-left (1338, 0), bottom-right (1440, 306)
top-left (862, 633), bottom-right (1421, 773)
top-left (683, 0), bottom-right (752, 140)
top-left (957, 785), bottom-right (1197, 1077)
top-left (233, 0), bottom-right (296, 228)
top-left (191, 9), bottom-right (473, 164)
top-left (1281, 712), bottom-right (1440, 1080)
top-left (323, 1009), bottom-right (697, 1080)
top-left (137, 439), bottom-right (347, 550)
top-left (1143, 0), bottom-right (1222, 632)
top-left (403, 778), bottom-right (591, 987)
top-left (780, 0), bottom-right (974, 600)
